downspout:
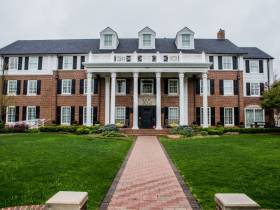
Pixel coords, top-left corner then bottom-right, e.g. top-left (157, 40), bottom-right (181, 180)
top-left (54, 54), bottom-right (59, 124)
top-left (267, 59), bottom-right (270, 89)
top-left (237, 71), bottom-right (241, 125)
top-left (193, 74), bottom-right (196, 125)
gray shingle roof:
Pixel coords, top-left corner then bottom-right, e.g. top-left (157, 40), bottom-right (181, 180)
top-left (0, 38), bottom-right (248, 55)
top-left (240, 47), bottom-right (273, 59)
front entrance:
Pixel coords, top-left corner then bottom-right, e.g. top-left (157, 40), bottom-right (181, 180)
top-left (139, 106), bottom-right (156, 129)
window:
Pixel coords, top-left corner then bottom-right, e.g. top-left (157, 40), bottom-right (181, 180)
top-left (200, 107), bottom-right (211, 125)
top-left (29, 56), bottom-right (38, 70)
top-left (223, 80), bottom-right (234, 95)
top-left (182, 34), bottom-right (191, 47)
top-left (163, 56), bottom-right (168, 62)
top-left (168, 107), bottom-right (179, 124)
top-left (200, 80), bottom-right (210, 95)
top-left (6, 106), bottom-right (16, 123)
top-left (83, 106), bottom-right (93, 125)
top-left (224, 107), bottom-right (234, 126)
top-left (126, 56), bottom-right (131, 62)
top-left (63, 56), bottom-right (73, 70)
top-left (143, 34), bottom-right (151, 47)
top-left (141, 79), bottom-right (154, 95)
top-left (62, 79), bottom-right (72, 95)
top-left (152, 55), bottom-right (157, 62)
top-left (222, 56), bottom-right (233, 69)
top-left (7, 80), bottom-right (17, 95)
top-left (9, 57), bottom-right (18, 70)
top-left (138, 56), bottom-right (142, 62)
top-left (250, 83), bottom-right (260, 96)
top-left (104, 34), bottom-right (113, 47)
top-left (115, 106), bottom-right (126, 125)
top-left (116, 79), bottom-right (126, 95)
top-left (249, 60), bottom-right (259, 73)
top-left (84, 79), bottom-right (94, 94)
top-left (245, 108), bottom-right (264, 128)
top-left (61, 106), bottom-right (71, 125)
top-left (27, 106), bottom-right (36, 121)
top-left (168, 79), bottom-right (178, 95)
top-left (27, 80), bottom-right (37, 95)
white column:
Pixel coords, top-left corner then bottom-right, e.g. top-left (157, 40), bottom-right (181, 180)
top-left (155, 72), bottom-right (162, 130)
top-left (184, 77), bottom-right (188, 125)
top-left (202, 73), bottom-right (209, 128)
top-left (110, 72), bottom-right (116, 124)
top-left (86, 72), bottom-right (92, 126)
top-left (179, 73), bottom-right (185, 125)
top-left (132, 72), bottom-right (139, 129)
top-left (105, 77), bottom-right (110, 125)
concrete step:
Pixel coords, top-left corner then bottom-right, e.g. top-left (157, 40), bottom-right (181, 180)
top-left (120, 128), bottom-right (170, 136)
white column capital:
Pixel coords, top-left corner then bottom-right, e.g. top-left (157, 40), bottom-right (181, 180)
top-left (87, 72), bottom-right (92, 78)
top-left (202, 72), bottom-right (208, 79)
top-left (133, 72), bottom-right (139, 78)
top-left (88, 51), bottom-right (93, 63)
top-left (156, 72), bottom-right (161, 78)
top-left (111, 72), bottom-right (116, 78)
top-left (179, 72), bottom-right (184, 78)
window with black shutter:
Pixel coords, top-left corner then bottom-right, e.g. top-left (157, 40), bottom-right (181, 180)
top-left (58, 56), bottom-right (63, 69)
top-left (164, 107), bottom-right (168, 126)
top-left (18, 57), bottom-right (23, 70)
top-left (94, 79), bottom-right (99, 94)
top-left (22, 106), bottom-right (27, 121)
top-left (220, 107), bottom-right (224, 125)
top-left (3, 80), bottom-right (7, 95)
top-left (164, 79), bottom-right (168, 94)
top-left (15, 106), bottom-right (20, 122)
top-left (37, 80), bottom-right (41, 95)
top-left (218, 56), bottom-right (223, 70)
top-left (210, 80), bottom-right (215, 95)
top-left (71, 79), bottom-right (76, 94)
top-left (196, 107), bottom-right (201, 125)
top-left (38, 56), bottom-right (43, 70)
top-left (24, 57), bottom-right (29, 70)
top-left (259, 60), bottom-right (264, 73)
top-left (56, 106), bottom-right (61, 124)
top-left (16, 80), bottom-right (21, 95)
top-left (211, 107), bottom-right (215, 126)
top-left (79, 106), bottom-right (83, 125)
top-left (23, 80), bottom-right (28, 95)
top-left (245, 60), bottom-right (250, 73)
top-left (80, 56), bottom-right (85, 69)
top-left (246, 83), bottom-right (251, 96)
top-left (57, 79), bottom-right (62, 94)
top-left (209, 56), bottom-right (214, 69)
top-left (125, 107), bottom-right (130, 127)
top-left (71, 106), bottom-right (75, 124)
top-left (93, 107), bottom-right (98, 124)
top-left (260, 83), bottom-right (264, 95)
top-left (36, 106), bottom-right (40, 119)
top-left (73, 56), bottom-right (77, 69)
top-left (4, 57), bottom-right (9, 70)
top-left (233, 56), bottom-right (238, 70)
top-left (233, 80), bottom-right (238, 95)
top-left (219, 80), bottom-right (224, 95)
top-left (195, 79), bottom-right (200, 95)
top-left (80, 79), bottom-right (84, 94)
top-left (153, 78), bottom-right (156, 94)
top-left (126, 79), bottom-right (130, 94)
top-left (234, 107), bottom-right (239, 126)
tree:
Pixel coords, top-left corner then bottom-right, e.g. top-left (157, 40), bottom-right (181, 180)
top-left (261, 80), bottom-right (280, 127)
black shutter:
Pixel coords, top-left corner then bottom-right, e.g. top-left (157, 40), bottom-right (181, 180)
top-left (73, 56), bottom-right (77, 69)
top-left (16, 80), bottom-right (21, 95)
top-left (233, 80), bottom-right (238, 95)
top-left (71, 79), bottom-right (76, 94)
top-left (94, 79), bottom-right (99, 94)
top-left (58, 56), bottom-right (63, 69)
top-left (36, 106), bottom-right (40, 119)
top-left (22, 106), bottom-right (26, 121)
top-left (210, 79), bottom-right (215, 95)
top-left (126, 79), bottom-right (130, 94)
top-left (125, 107), bottom-right (130, 127)
top-left (138, 78), bottom-right (141, 94)
top-left (3, 80), bottom-right (7, 95)
top-left (79, 106), bottom-right (83, 125)
top-left (71, 106), bottom-right (75, 124)
top-left (93, 107), bottom-right (98, 124)
top-left (4, 57), bottom-right (9, 70)
top-left (234, 107), bottom-right (240, 126)
top-left (245, 60), bottom-right (250, 73)
top-left (209, 56), bottom-right (214, 69)
top-left (18, 57), bottom-right (23, 70)
top-left (24, 57), bottom-right (29, 70)
top-left (164, 107), bottom-right (168, 126)
top-left (218, 56), bottom-right (223, 70)
top-left (80, 56), bottom-right (85, 69)
top-left (153, 78), bottom-right (156, 94)
top-left (246, 83), bottom-right (251, 96)
top-left (233, 56), bottom-right (238, 70)
top-left (260, 83), bottom-right (264, 95)
top-left (57, 79), bottom-right (62, 94)
top-left (1, 106), bottom-right (6, 122)
top-left (37, 80), bottom-right (41, 95)
top-left (23, 80), bottom-right (28, 95)
top-left (259, 60), bottom-right (264, 73)
top-left (219, 80), bottom-right (224, 95)
top-left (164, 79), bottom-right (168, 94)
top-left (15, 106), bottom-right (20, 122)
top-left (196, 107), bottom-right (201, 125)
top-left (38, 56), bottom-right (43, 70)
top-left (80, 79), bottom-right (84, 94)
top-left (220, 107), bottom-right (224, 125)
top-left (211, 107), bottom-right (215, 126)
top-left (195, 79), bottom-right (200, 94)
top-left (56, 107), bottom-right (61, 124)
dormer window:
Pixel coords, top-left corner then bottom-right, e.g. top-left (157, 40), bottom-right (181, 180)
top-left (143, 34), bottom-right (152, 47)
top-left (175, 27), bottom-right (195, 50)
top-left (182, 34), bottom-right (191, 47)
top-left (104, 34), bottom-right (113, 47)
top-left (138, 27), bottom-right (156, 49)
top-left (100, 27), bottom-right (119, 50)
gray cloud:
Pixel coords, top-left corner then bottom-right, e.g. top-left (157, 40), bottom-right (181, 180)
top-left (0, 0), bottom-right (279, 78)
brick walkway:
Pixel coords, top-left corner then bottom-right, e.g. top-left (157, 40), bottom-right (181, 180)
top-left (106, 136), bottom-right (196, 210)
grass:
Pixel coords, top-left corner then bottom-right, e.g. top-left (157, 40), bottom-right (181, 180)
top-left (0, 133), bottom-right (133, 210)
top-left (161, 134), bottom-right (280, 210)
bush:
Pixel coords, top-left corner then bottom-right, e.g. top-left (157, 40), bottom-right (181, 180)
top-left (39, 125), bottom-right (78, 133)
top-left (204, 128), bottom-right (224, 135)
top-left (102, 131), bottom-right (124, 137)
top-left (12, 123), bottom-right (29, 133)
top-left (0, 120), bottom-right (4, 129)
top-left (223, 127), bottom-right (241, 133)
top-left (171, 126), bottom-right (194, 137)
top-left (75, 127), bottom-right (90, 135)
top-left (0, 128), bottom-right (16, 133)
top-left (239, 128), bottom-right (280, 134)
top-left (100, 124), bottom-right (119, 133)
top-left (200, 131), bottom-right (208, 136)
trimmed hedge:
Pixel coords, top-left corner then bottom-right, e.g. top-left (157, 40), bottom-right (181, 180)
top-left (202, 127), bottom-right (280, 135)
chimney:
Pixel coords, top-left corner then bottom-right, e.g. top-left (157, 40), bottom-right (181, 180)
top-left (217, 29), bottom-right (225, 39)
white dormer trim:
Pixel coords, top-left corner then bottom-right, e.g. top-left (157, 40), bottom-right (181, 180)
top-left (100, 27), bottom-right (119, 50)
top-left (175, 27), bottom-right (195, 50)
top-left (138, 27), bottom-right (156, 49)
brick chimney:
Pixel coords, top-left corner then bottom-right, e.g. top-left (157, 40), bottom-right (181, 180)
top-left (217, 29), bottom-right (225, 39)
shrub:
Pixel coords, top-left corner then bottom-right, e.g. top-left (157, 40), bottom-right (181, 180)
top-left (12, 123), bottom-right (29, 133)
top-left (100, 124), bottom-right (119, 133)
top-left (205, 128), bottom-right (224, 135)
top-left (200, 131), bottom-right (208, 136)
top-left (75, 127), bottom-right (90, 135)
top-left (0, 128), bottom-right (16, 133)
top-left (88, 125), bottom-right (101, 134)
top-left (39, 125), bottom-right (78, 133)
top-left (171, 126), bottom-right (194, 137)
top-left (239, 128), bottom-right (280, 134)
top-left (223, 127), bottom-right (241, 133)
top-left (0, 120), bottom-right (4, 129)
top-left (102, 131), bottom-right (124, 137)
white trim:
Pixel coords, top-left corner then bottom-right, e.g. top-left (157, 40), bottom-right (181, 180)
top-left (224, 107), bottom-right (234, 127)
top-left (116, 79), bottom-right (126, 95)
top-left (244, 107), bottom-right (265, 128)
top-left (7, 80), bottom-right (17, 96)
top-left (60, 106), bottom-right (71, 125)
top-left (61, 79), bottom-right (72, 95)
top-left (27, 80), bottom-right (37, 96)
top-left (140, 79), bottom-right (154, 95)
top-left (223, 80), bottom-right (234, 96)
top-left (6, 106), bottom-right (16, 124)
top-left (26, 106), bottom-right (36, 121)
top-left (168, 79), bottom-right (179, 95)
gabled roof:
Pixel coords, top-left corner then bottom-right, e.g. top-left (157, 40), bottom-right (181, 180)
top-left (240, 47), bottom-right (273, 59)
top-left (100, 27), bottom-right (118, 36)
top-left (176, 27), bottom-right (195, 36)
top-left (138, 27), bottom-right (156, 35)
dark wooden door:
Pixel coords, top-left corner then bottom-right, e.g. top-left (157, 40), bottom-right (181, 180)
top-left (139, 106), bottom-right (156, 128)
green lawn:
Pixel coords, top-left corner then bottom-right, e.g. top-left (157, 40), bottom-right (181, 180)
top-left (0, 133), bottom-right (132, 210)
top-left (161, 134), bottom-right (280, 210)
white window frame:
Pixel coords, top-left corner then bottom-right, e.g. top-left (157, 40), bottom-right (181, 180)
top-left (224, 107), bottom-right (234, 126)
top-left (116, 79), bottom-right (126, 95)
top-left (83, 106), bottom-right (93, 125)
top-left (168, 107), bottom-right (179, 124)
top-left (143, 34), bottom-right (152, 47)
top-left (200, 80), bottom-right (211, 95)
top-left (62, 79), bottom-right (72, 95)
top-left (245, 107), bottom-right (265, 128)
top-left (168, 79), bottom-right (178, 95)
top-left (8, 57), bottom-right (18, 70)
top-left (140, 79), bottom-right (154, 95)
top-left (115, 106), bottom-right (126, 125)
top-left (200, 107), bottom-right (211, 125)
top-left (7, 80), bottom-right (17, 96)
top-left (29, 56), bottom-right (38, 70)
top-left (249, 60), bottom-right (259, 73)
top-left (26, 106), bottom-right (36, 121)
top-left (223, 80), bottom-right (234, 96)
top-left (84, 79), bottom-right (94, 95)
top-left (63, 56), bottom-right (73, 70)
top-left (104, 34), bottom-right (113, 47)
top-left (6, 106), bottom-right (16, 124)
top-left (27, 80), bottom-right (37, 96)
top-left (250, 83), bottom-right (260, 96)
top-left (222, 56), bottom-right (233, 70)
top-left (182, 34), bottom-right (191, 47)
top-left (61, 106), bottom-right (71, 125)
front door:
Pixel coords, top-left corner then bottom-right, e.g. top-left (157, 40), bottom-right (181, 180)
top-left (139, 106), bottom-right (156, 129)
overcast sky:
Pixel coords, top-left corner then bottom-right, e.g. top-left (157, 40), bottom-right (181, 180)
top-left (0, 0), bottom-right (279, 77)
